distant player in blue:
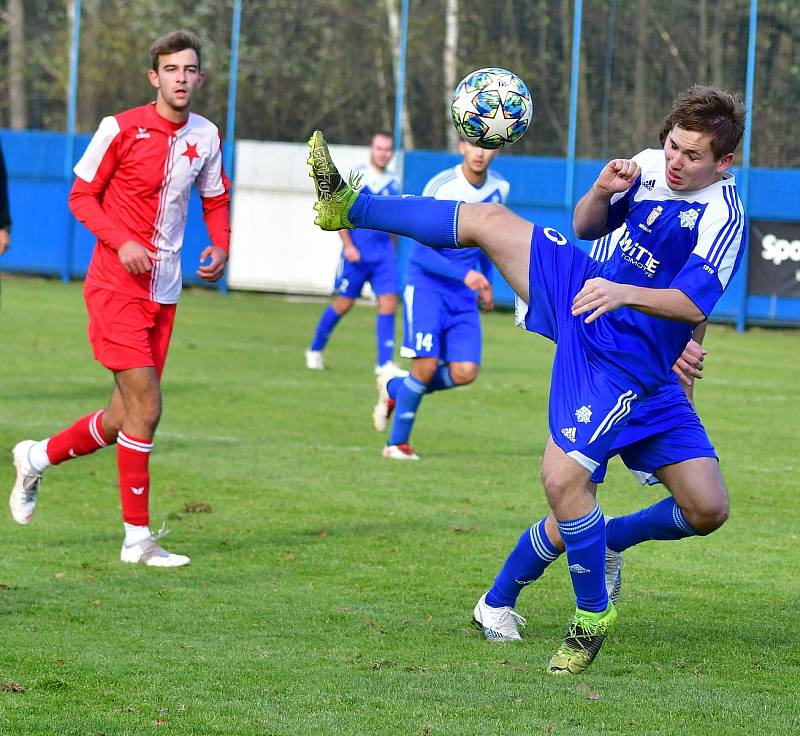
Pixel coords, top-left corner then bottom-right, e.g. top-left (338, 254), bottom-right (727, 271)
top-left (373, 142), bottom-right (508, 460)
top-left (308, 85), bottom-right (746, 674)
top-left (306, 131), bottom-right (402, 373)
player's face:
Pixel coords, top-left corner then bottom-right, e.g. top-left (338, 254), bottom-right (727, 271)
top-left (459, 141), bottom-right (497, 182)
top-left (369, 135), bottom-right (394, 170)
top-left (663, 127), bottom-right (733, 191)
top-left (148, 49), bottom-right (204, 117)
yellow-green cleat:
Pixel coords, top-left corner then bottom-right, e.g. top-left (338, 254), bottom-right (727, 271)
top-left (547, 604), bottom-right (618, 675)
top-left (307, 130), bottom-right (362, 231)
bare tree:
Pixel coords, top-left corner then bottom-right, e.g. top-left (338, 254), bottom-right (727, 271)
top-left (444, 0), bottom-right (459, 151)
top-left (7, 0), bottom-right (27, 129)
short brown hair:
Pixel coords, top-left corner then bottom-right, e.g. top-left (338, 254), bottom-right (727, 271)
top-left (150, 30), bottom-right (202, 71)
top-left (659, 85), bottom-right (746, 160)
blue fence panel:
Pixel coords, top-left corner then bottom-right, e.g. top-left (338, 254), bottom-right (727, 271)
top-left (3, 130), bottom-right (798, 323)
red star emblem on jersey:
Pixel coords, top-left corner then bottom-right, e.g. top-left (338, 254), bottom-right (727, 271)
top-left (181, 141), bottom-right (200, 164)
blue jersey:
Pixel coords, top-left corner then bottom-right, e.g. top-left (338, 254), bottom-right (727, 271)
top-left (583, 148), bottom-right (745, 392)
top-left (350, 164), bottom-right (400, 262)
top-left (406, 164), bottom-right (510, 300)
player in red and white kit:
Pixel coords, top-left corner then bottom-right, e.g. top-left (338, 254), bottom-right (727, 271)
top-left (8, 31), bottom-right (230, 567)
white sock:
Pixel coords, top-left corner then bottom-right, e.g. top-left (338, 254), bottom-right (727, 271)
top-left (123, 523), bottom-right (152, 546)
top-left (28, 440), bottom-right (52, 474)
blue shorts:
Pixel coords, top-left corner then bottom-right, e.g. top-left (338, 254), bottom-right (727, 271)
top-left (400, 283), bottom-right (482, 363)
top-left (522, 225), bottom-right (648, 472)
top-left (521, 226), bottom-right (717, 477)
top-left (334, 255), bottom-right (399, 298)
top-left (591, 378), bottom-right (717, 484)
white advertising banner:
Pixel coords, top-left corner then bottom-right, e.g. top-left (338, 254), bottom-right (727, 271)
top-left (228, 140), bottom-right (397, 295)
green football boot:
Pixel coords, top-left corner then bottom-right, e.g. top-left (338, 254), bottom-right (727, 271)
top-left (547, 604), bottom-right (618, 675)
top-left (307, 130), bottom-right (362, 231)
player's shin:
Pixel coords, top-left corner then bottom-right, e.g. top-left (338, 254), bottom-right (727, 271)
top-left (376, 313), bottom-right (395, 366)
top-left (606, 497), bottom-right (698, 551)
top-left (557, 504), bottom-right (609, 612)
top-left (310, 306), bottom-right (342, 352)
top-left (387, 375), bottom-right (426, 446)
top-left (348, 196), bottom-right (464, 249)
top-left (44, 410), bottom-right (110, 466)
top-left (117, 431), bottom-right (153, 532)
top-left (486, 518), bottom-right (562, 608)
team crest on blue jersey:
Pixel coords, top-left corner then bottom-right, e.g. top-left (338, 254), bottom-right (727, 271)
top-left (679, 208), bottom-right (700, 230)
top-left (646, 206), bottom-right (664, 227)
top-left (575, 405), bottom-right (592, 424)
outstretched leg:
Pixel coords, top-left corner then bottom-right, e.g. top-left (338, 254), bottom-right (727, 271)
top-left (308, 131), bottom-right (534, 300)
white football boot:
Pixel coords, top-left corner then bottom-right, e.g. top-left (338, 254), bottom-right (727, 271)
top-left (472, 593), bottom-right (526, 642)
top-left (374, 360), bottom-right (406, 377)
top-left (382, 443), bottom-right (420, 461)
top-left (120, 527), bottom-right (190, 567)
top-left (9, 440), bottom-right (43, 525)
top-left (372, 372), bottom-right (397, 432)
top-left (305, 349), bottom-right (325, 370)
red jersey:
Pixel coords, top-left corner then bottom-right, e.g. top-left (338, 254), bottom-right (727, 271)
top-left (70, 103), bottom-right (231, 303)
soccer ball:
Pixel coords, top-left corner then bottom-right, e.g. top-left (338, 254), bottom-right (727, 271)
top-left (450, 67), bottom-right (533, 149)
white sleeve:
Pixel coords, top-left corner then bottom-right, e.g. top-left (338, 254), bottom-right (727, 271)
top-left (195, 131), bottom-right (227, 197)
top-left (73, 116), bottom-right (121, 183)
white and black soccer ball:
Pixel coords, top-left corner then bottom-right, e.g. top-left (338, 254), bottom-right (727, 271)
top-left (450, 67), bottom-right (533, 149)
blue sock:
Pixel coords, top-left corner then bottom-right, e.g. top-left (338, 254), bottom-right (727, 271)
top-left (558, 504), bottom-right (608, 613)
top-left (376, 313), bottom-right (395, 365)
top-left (386, 376), bottom-right (402, 400)
top-left (388, 375), bottom-right (426, 445)
top-left (426, 365), bottom-right (456, 394)
top-left (349, 193), bottom-right (462, 248)
top-left (606, 497), bottom-right (698, 553)
top-left (310, 306), bottom-right (341, 351)
top-left (486, 518), bottom-right (562, 608)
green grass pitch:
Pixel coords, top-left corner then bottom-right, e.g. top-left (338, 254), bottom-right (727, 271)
top-left (0, 276), bottom-right (797, 735)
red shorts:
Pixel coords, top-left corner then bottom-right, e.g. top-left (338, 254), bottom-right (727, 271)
top-left (84, 283), bottom-right (177, 378)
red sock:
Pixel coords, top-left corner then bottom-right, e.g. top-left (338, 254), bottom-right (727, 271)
top-left (117, 431), bottom-right (153, 527)
top-left (46, 410), bottom-right (109, 465)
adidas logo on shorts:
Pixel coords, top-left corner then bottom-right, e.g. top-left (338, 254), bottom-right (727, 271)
top-left (561, 427), bottom-right (577, 442)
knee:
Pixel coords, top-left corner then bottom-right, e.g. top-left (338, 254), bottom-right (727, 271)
top-left (102, 408), bottom-right (123, 441)
top-left (411, 362), bottom-right (438, 384)
top-left (682, 496), bottom-right (729, 535)
top-left (540, 465), bottom-right (571, 508)
top-left (378, 295), bottom-right (397, 313)
top-left (483, 202), bottom-right (508, 223)
top-left (332, 297), bottom-right (354, 315)
top-left (461, 202), bottom-right (507, 243)
top-left (450, 363), bottom-right (479, 385)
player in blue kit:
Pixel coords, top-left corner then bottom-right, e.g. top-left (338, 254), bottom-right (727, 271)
top-left (470, 258), bottom-right (715, 645)
top-left (306, 131), bottom-right (403, 374)
top-left (373, 142), bottom-right (508, 460)
top-left (307, 85), bottom-right (746, 674)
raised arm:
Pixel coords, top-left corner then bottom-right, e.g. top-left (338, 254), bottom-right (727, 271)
top-left (573, 159), bottom-right (641, 240)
